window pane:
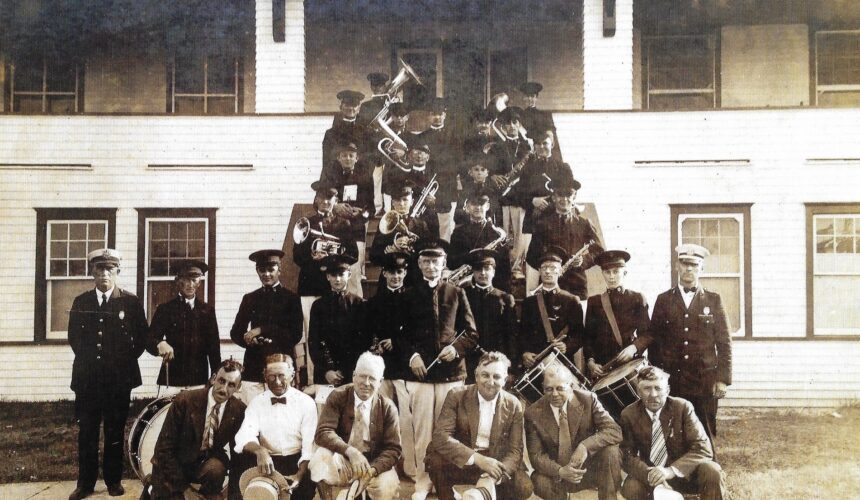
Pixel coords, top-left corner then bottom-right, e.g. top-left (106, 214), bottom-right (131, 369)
top-left (175, 96), bottom-right (205, 115)
top-left (51, 223), bottom-right (69, 240)
top-left (151, 221), bottom-right (169, 240)
top-left (816, 217), bottom-right (834, 236)
top-left (169, 222), bottom-right (189, 239)
top-left (49, 280), bottom-right (93, 334)
top-left (188, 222), bottom-right (206, 239)
top-left (175, 53), bottom-right (204, 93)
top-left (150, 259), bottom-right (169, 276)
top-left (168, 240), bottom-right (187, 258)
top-left (814, 275), bottom-right (860, 335)
top-left (50, 241), bottom-right (67, 259)
top-left (88, 223), bottom-right (105, 240)
top-left (648, 94), bottom-right (713, 111)
top-left (68, 259), bottom-right (87, 276)
top-left (649, 37), bottom-right (713, 90)
top-left (50, 260), bottom-right (68, 277)
top-left (207, 97), bottom-right (235, 115)
top-left (151, 240), bottom-right (169, 258)
top-left (817, 33), bottom-right (860, 86)
top-left (68, 241), bottom-right (87, 258)
top-left (818, 91), bottom-right (860, 107)
top-left (147, 280), bottom-right (177, 323)
top-left (14, 61), bottom-right (43, 91)
top-left (188, 240), bottom-right (205, 258)
top-left (47, 96), bottom-right (75, 114)
top-left (699, 277), bottom-right (740, 336)
top-left (69, 223), bottom-right (86, 240)
top-left (14, 96), bottom-right (43, 113)
top-left (45, 60), bottom-right (76, 92)
top-left (208, 54), bottom-right (236, 94)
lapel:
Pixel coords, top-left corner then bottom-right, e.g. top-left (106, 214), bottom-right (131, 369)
top-left (488, 392), bottom-right (511, 447)
top-left (659, 402), bottom-right (673, 446)
top-left (191, 390), bottom-right (209, 444)
top-left (670, 287), bottom-right (688, 313)
top-left (688, 288), bottom-right (704, 313)
top-left (465, 387), bottom-right (480, 448)
top-left (344, 389), bottom-right (357, 437)
top-left (214, 397), bottom-right (240, 444)
top-left (565, 395), bottom-right (584, 442)
top-left (637, 402), bottom-right (654, 452)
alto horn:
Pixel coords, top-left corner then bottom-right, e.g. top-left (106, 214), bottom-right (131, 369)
top-left (292, 217), bottom-right (343, 256)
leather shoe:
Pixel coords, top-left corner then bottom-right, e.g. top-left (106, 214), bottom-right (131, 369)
top-left (107, 483), bottom-right (125, 496)
top-left (68, 487), bottom-right (93, 500)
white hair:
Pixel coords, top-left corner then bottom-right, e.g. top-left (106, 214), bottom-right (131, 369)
top-left (354, 351), bottom-right (385, 379)
top-left (542, 363), bottom-right (576, 386)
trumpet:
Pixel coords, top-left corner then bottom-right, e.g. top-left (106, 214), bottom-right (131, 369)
top-left (411, 173), bottom-right (439, 219)
top-left (378, 210), bottom-right (419, 253)
top-left (292, 217), bottom-right (343, 256)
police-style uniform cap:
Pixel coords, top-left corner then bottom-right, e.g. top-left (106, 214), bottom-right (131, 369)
top-left (408, 141), bottom-right (431, 155)
top-left (388, 102), bottom-right (410, 117)
top-left (428, 97), bottom-right (447, 113)
top-left (675, 243), bottom-right (710, 264)
top-left (463, 154), bottom-right (489, 171)
top-left (176, 259), bottom-right (208, 277)
top-left (519, 81), bottom-right (544, 96)
top-left (595, 250), bottom-right (630, 270)
top-left (367, 72), bottom-right (389, 87)
top-left (497, 106), bottom-right (522, 124)
top-left (414, 238), bottom-right (450, 258)
top-left (388, 179), bottom-right (416, 198)
top-left (311, 180), bottom-right (339, 198)
top-left (538, 245), bottom-right (569, 265)
top-left (249, 249), bottom-right (284, 267)
top-left (88, 248), bottom-right (121, 266)
top-left (548, 171), bottom-right (581, 196)
top-left (465, 186), bottom-right (492, 204)
top-left (468, 248), bottom-right (498, 268)
top-left (320, 253), bottom-right (357, 274)
top-left (336, 89), bottom-right (365, 106)
top-left (382, 251), bottom-right (410, 271)
top-left (335, 142), bottom-right (359, 154)
top-left (472, 107), bottom-right (495, 123)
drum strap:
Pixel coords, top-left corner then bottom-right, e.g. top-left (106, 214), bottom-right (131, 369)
top-left (601, 292), bottom-right (624, 348)
top-left (537, 293), bottom-right (568, 343)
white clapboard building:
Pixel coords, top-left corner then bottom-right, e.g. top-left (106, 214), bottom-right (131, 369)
top-left (1, 0), bottom-right (859, 406)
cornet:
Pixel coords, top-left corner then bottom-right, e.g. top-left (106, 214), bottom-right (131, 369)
top-left (292, 217), bottom-right (343, 256)
top-left (378, 210), bottom-right (419, 253)
top-left (411, 173), bottom-right (439, 219)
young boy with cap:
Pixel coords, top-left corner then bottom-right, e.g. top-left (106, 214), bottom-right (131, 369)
top-left (518, 81), bottom-right (559, 159)
top-left (381, 139), bottom-right (442, 238)
top-left (322, 89), bottom-right (369, 169)
top-left (454, 155), bottom-right (503, 227)
top-left (449, 185), bottom-right (511, 291)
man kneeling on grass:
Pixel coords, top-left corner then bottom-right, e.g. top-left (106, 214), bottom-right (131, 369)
top-left (619, 366), bottom-right (726, 500)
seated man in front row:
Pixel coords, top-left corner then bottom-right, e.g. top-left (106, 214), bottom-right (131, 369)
top-left (525, 363), bottom-right (622, 500)
top-left (619, 366), bottom-right (726, 500)
top-left (425, 352), bottom-right (533, 500)
top-left (309, 352), bottom-right (401, 500)
top-left (234, 354), bottom-right (318, 499)
top-left (150, 359), bottom-right (246, 500)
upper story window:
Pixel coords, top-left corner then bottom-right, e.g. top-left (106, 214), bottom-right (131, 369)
top-left (170, 51), bottom-right (241, 114)
top-left (8, 58), bottom-right (82, 113)
top-left (645, 35), bottom-right (716, 111)
top-left (815, 30), bottom-right (860, 107)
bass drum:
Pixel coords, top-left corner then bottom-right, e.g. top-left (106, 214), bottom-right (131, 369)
top-left (127, 396), bottom-right (174, 481)
top-left (592, 358), bottom-right (648, 420)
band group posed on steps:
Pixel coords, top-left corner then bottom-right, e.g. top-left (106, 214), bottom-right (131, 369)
top-left (67, 63), bottom-right (731, 500)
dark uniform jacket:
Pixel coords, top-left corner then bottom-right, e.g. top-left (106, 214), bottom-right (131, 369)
top-left (364, 285), bottom-right (410, 380)
top-left (319, 160), bottom-right (374, 241)
top-left (462, 283), bottom-right (517, 381)
top-left (526, 210), bottom-right (605, 300)
top-left (402, 281), bottom-right (478, 383)
top-left (315, 385), bottom-right (402, 473)
top-left (357, 96), bottom-right (386, 128)
top-left (417, 126), bottom-right (461, 208)
top-left (229, 285), bottom-right (303, 383)
top-left (368, 216), bottom-right (432, 287)
top-left (584, 288), bottom-right (651, 366)
top-left (381, 163), bottom-right (441, 235)
top-left (646, 287), bottom-right (732, 396)
top-left (147, 295), bottom-right (221, 387)
top-left (68, 288), bottom-right (148, 394)
top-left (293, 212), bottom-right (358, 296)
top-left (520, 107), bottom-right (556, 145)
top-left (448, 219), bottom-right (512, 292)
top-left (150, 388), bottom-right (246, 497)
top-left (308, 291), bottom-right (369, 384)
top-left (487, 136), bottom-right (531, 180)
top-left (454, 179), bottom-right (503, 227)
top-left (322, 117), bottom-right (369, 169)
top-left (504, 156), bottom-right (570, 233)
top-left (519, 289), bottom-right (584, 361)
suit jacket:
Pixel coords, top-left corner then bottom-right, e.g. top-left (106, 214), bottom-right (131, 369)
top-left (645, 287), bottom-right (732, 396)
top-left (402, 281), bottom-right (478, 383)
top-left (147, 295), bottom-right (221, 386)
top-left (150, 388), bottom-right (246, 496)
top-left (308, 292), bottom-right (369, 384)
top-left (68, 288), bottom-right (148, 394)
top-left (229, 285), bottom-right (303, 383)
top-left (519, 290), bottom-right (584, 361)
top-left (293, 212), bottom-right (358, 296)
top-left (314, 384), bottom-right (402, 473)
top-left (584, 288), bottom-right (651, 366)
top-left (426, 385), bottom-right (525, 475)
top-left (462, 283), bottom-right (517, 374)
top-left (619, 397), bottom-right (713, 482)
top-left (524, 390), bottom-right (622, 479)
top-left (364, 285), bottom-right (410, 380)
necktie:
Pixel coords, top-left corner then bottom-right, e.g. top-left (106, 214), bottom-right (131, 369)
top-left (201, 402), bottom-right (221, 450)
top-left (650, 414), bottom-right (668, 467)
top-left (271, 397), bottom-right (287, 405)
top-left (100, 293), bottom-right (108, 309)
top-left (558, 405), bottom-right (573, 465)
top-left (683, 286), bottom-right (698, 293)
top-left (349, 402), bottom-right (370, 452)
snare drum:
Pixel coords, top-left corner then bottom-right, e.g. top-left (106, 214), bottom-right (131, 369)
top-left (513, 349), bottom-right (587, 404)
top-left (592, 358), bottom-right (647, 419)
top-left (127, 396), bottom-right (174, 481)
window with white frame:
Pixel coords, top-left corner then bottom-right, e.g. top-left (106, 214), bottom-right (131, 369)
top-left (815, 30), bottom-right (860, 107)
top-left (144, 218), bottom-right (209, 320)
top-left (812, 213), bottom-right (860, 336)
top-left (171, 51), bottom-right (240, 114)
top-left (45, 221), bottom-right (108, 339)
top-left (645, 35), bottom-right (716, 111)
top-left (397, 48), bottom-right (443, 108)
top-left (9, 58), bottom-right (81, 113)
top-left (678, 213), bottom-right (745, 337)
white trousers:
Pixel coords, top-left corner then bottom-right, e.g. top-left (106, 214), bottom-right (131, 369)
top-left (502, 206), bottom-right (526, 268)
top-left (309, 447), bottom-right (400, 500)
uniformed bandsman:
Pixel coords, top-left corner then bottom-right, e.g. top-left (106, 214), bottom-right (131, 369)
top-left (518, 81), bottom-right (560, 159)
top-left (357, 71), bottom-right (390, 127)
top-left (449, 186), bottom-right (511, 292)
top-left (381, 140), bottom-right (441, 238)
top-left (322, 89), bottom-right (369, 169)
top-left (417, 97), bottom-right (460, 240)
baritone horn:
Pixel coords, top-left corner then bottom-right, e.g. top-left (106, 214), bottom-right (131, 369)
top-left (292, 217), bottom-right (343, 256)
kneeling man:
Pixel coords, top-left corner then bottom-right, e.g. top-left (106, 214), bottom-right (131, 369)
top-left (150, 359), bottom-right (246, 500)
top-left (310, 352), bottom-right (401, 500)
top-left (525, 363), bottom-right (622, 500)
top-left (620, 366), bottom-right (726, 500)
top-left (426, 352), bottom-right (533, 500)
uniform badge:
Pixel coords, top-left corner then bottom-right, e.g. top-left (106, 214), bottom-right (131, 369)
top-left (118, 310), bottom-right (125, 320)
top-left (703, 306), bottom-right (710, 315)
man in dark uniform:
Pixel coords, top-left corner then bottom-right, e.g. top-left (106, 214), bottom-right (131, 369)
top-left (461, 249), bottom-right (517, 382)
top-left (417, 97), bottom-right (460, 240)
top-left (645, 244), bottom-right (732, 448)
top-left (68, 248), bottom-right (148, 500)
top-left (322, 89), bottom-right (369, 169)
top-left (526, 175), bottom-right (604, 300)
top-left (455, 154), bottom-right (503, 226)
top-left (519, 247), bottom-right (584, 373)
top-left (307, 254), bottom-right (369, 387)
top-left (147, 259), bottom-right (221, 389)
top-left (230, 249), bottom-right (303, 394)
top-left (381, 141), bottom-right (441, 237)
top-left (461, 107), bottom-right (495, 162)
top-left (370, 180), bottom-right (433, 287)
top-left (357, 71), bottom-right (389, 127)
top-left (584, 250), bottom-right (651, 382)
top-left (518, 81), bottom-right (560, 159)
top-left (449, 187), bottom-right (512, 291)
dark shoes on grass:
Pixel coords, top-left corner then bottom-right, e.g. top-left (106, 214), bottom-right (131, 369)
top-left (107, 483), bottom-right (125, 496)
top-left (68, 487), bottom-right (93, 500)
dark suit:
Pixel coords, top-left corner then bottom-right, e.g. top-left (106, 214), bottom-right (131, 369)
top-left (619, 397), bottom-right (725, 500)
top-left (461, 283), bottom-right (517, 382)
top-left (646, 287), bottom-right (732, 441)
top-left (426, 385), bottom-right (533, 500)
top-left (518, 289), bottom-right (584, 365)
top-left (448, 219), bottom-right (512, 292)
top-left (68, 287), bottom-right (148, 490)
top-left (150, 388), bottom-right (246, 499)
top-left (314, 385), bottom-right (402, 473)
top-left (292, 212), bottom-right (358, 297)
top-left (364, 285), bottom-right (410, 380)
top-left (524, 390), bottom-right (622, 499)
top-left (584, 288), bottom-right (651, 366)
top-left (307, 291), bottom-right (369, 384)
top-left (229, 285), bottom-right (303, 383)
top-left (147, 296), bottom-right (221, 387)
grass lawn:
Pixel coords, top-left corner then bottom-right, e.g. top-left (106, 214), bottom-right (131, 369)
top-left (1, 401), bottom-right (858, 498)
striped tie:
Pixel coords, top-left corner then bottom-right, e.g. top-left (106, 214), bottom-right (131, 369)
top-left (650, 413), bottom-right (667, 467)
top-left (201, 402), bottom-right (221, 451)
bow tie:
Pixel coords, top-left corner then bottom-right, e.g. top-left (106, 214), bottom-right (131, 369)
top-left (610, 287), bottom-right (623, 294)
top-left (683, 286), bottom-right (698, 293)
top-left (271, 397), bottom-right (287, 405)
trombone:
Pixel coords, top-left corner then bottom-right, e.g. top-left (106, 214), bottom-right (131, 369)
top-left (292, 217), bottom-right (343, 256)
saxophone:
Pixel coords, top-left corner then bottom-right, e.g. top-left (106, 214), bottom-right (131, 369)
top-left (561, 239), bottom-right (595, 274)
top-left (445, 224), bottom-right (508, 286)
top-left (499, 151), bottom-right (534, 196)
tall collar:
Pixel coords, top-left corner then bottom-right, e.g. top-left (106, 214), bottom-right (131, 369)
top-left (386, 285), bottom-right (404, 293)
top-left (430, 124), bottom-right (444, 131)
top-left (424, 277), bottom-right (441, 288)
top-left (412, 164), bottom-right (427, 172)
top-left (473, 282), bottom-right (493, 292)
top-left (341, 117), bottom-right (356, 123)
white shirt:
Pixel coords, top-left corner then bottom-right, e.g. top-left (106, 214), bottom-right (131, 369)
top-left (424, 277), bottom-right (440, 288)
top-left (352, 393), bottom-right (373, 443)
top-left (678, 285), bottom-right (696, 309)
top-left (475, 392), bottom-right (499, 449)
top-left (234, 387), bottom-right (318, 463)
top-left (181, 294), bottom-right (196, 309)
top-left (550, 401), bottom-right (567, 425)
top-left (95, 287), bottom-right (115, 305)
top-left (203, 388), bottom-right (228, 451)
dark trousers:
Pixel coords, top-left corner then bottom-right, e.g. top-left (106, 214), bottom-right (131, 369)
top-left (620, 460), bottom-right (726, 500)
top-left (531, 445), bottom-right (622, 500)
top-left (428, 463), bottom-right (533, 500)
top-left (235, 453), bottom-right (316, 500)
top-left (676, 390), bottom-right (718, 454)
top-left (74, 389), bottom-right (131, 489)
top-left (150, 456), bottom-right (228, 500)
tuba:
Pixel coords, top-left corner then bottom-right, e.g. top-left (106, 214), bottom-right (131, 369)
top-left (378, 210), bottom-right (419, 253)
top-left (292, 217), bottom-right (343, 256)
top-left (369, 59), bottom-right (423, 169)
